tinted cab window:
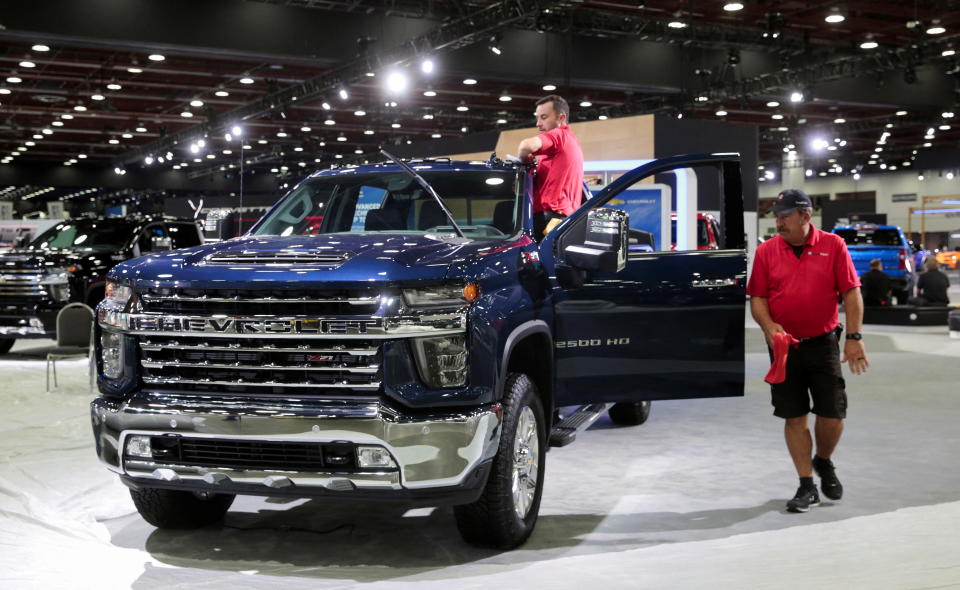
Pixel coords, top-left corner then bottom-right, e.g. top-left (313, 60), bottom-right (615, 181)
top-left (167, 223), bottom-right (202, 249)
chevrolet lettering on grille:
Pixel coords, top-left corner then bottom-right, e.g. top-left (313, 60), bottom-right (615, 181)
top-left (130, 316), bottom-right (382, 335)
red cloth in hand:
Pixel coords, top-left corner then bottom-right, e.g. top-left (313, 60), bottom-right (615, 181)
top-left (764, 332), bottom-right (800, 384)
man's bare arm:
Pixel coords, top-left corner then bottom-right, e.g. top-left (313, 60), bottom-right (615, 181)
top-left (841, 287), bottom-right (868, 374)
top-left (517, 136), bottom-right (542, 162)
top-left (750, 296), bottom-right (784, 348)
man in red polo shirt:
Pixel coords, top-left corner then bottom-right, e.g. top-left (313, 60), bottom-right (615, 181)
top-left (747, 189), bottom-right (868, 513)
top-left (517, 95), bottom-right (584, 240)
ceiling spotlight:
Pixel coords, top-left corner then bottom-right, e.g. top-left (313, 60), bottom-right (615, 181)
top-left (896, 110), bottom-right (907, 116)
top-left (496, 118), bottom-right (507, 124)
top-left (457, 102), bottom-right (469, 112)
top-left (180, 111), bottom-right (193, 118)
top-left (337, 135), bottom-right (347, 142)
top-left (860, 38), bottom-right (878, 50)
top-left (106, 83), bottom-right (122, 90)
top-left (148, 53), bottom-right (165, 61)
top-left (668, 12), bottom-right (688, 29)
top-left (239, 77), bottom-right (254, 84)
top-left (127, 67), bottom-right (143, 74)
top-left (190, 99), bottom-right (204, 107)
top-left (354, 110), bottom-right (366, 117)
top-left (145, 156), bottom-right (154, 165)
top-left (943, 111), bottom-right (955, 118)
top-left (942, 48), bottom-right (956, 57)
top-left (771, 113), bottom-right (784, 120)
top-left (810, 137), bottom-right (829, 151)
top-left (927, 20), bottom-right (946, 35)
top-left (695, 95), bottom-right (709, 102)
top-left (121, 132), bottom-right (133, 138)
top-left (488, 33), bottom-right (503, 55)
top-left (499, 93), bottom-right (512, 102)
top-left (7, 77), bottom-right (23, 84)
top-left (825, 9), bottom-right (845, 24)
top-left (338, 88), bottom-right (349, 100)
top-left (542, 84), bottom-right (557, 91)
top-left (431, 133), bottom-right (442, 138)
top-left (789, 90), bottom-right (804, 103)
top-left (0, 89), bottom-right (9, 95)
top-left (715, 109), bottom-right (728, 117)
top-left (385, 71), bottom-right (408, 94)
top-left (91, 93), bottom-right (105, 101)
top-left (321, 101), bottom-right (331, 110)
top-left (723, 2), bottom-right (744, 12)
top-left (19, 61), bottom-right (36, 68)
top-left (62, 114), bottom-right (74, 120)
top-left (52, 121), bottom-right (63, 127)
top-left (32, 44), bottom-right (50, 52)
top-left (108, 138), bottom-right (119, 144)
top-left (421, 58), bottom-right (434, 74)
top-left (74, 104), bottom-right (87, 111)
top-left (276, 130), bottom-right (288, 137)
top-left (834, 117), bottom-right (846, 123)
top-left (766, 101), bottom-right (780, 107)
top-left (135, 125), bottom-right (146, 132)
top-left (462, 78), bottom-right (477, 85)
top-left (215, 90), bottom-right (230, 97)
top-left (391, 122), bottom-right (401, 128)
top-left (364, 129), bottom-right (374, 135)
top-left (853, 173), bottom-right (861, 180)
top-left (598, 115), bottom-right (608, 120)
top-left (301, 126), bottom-right (311, 132)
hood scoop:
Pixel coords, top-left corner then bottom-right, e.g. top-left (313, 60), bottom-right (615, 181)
top-left (204, 249), bottom-right (351, 267)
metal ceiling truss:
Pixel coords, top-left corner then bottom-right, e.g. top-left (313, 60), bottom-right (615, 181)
top-left (116, 0), bottom-right (558, 167)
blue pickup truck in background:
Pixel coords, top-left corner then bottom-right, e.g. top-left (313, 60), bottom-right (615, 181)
top-left (90, 152), bottom-right (747, 549)
top-left (832, 224), bottom-right (916, 302)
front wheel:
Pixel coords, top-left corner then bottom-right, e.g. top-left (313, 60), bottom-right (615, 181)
top-left (608, 400), bottom-right (651, 426)
top-left (454, 373), bottom-right (546, 549)
top-left (129, 487), bottom-right (235, 529)
top-left (0, 338), bottom-right (15, 355)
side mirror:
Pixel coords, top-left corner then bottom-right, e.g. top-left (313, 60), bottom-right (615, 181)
top-left (563, 208), bottom-right (628, 273)
top-left (150, 236), bottom-right (173, 251)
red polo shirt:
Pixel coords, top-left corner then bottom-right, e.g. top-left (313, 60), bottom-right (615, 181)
top-left (532, 125), bottom-right (584, 216)
top-left (747, 225), bottom-right (860, 339)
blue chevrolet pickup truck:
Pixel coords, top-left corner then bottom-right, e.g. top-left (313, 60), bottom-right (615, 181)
top-left (832, 224), bottom-right (916, 302)
top-left (91, 152), bottom-right (747, 549)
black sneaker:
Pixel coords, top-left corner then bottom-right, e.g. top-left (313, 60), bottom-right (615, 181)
top-left (812, 456), bottom-right (843, 500)
top-left (786, 486), bottom-right (820, 513)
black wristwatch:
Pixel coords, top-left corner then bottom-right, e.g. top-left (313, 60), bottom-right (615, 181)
top-left (845, 332), bottom-right (862, 341)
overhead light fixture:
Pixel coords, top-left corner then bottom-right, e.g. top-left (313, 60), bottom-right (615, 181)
top-left (215, 90), bottom-right (230, 97)
top-left (431, 133), bottom-right (442, 138)
top-left (766, 101), bottom-right (780, 107)
top-left (715, 109), bottom-right (728, 117)
top-left (542, 84), bottom-right (557, 91)
top-left (423, 89), bottom-right (437, 97)
top-left (276, 130), bottom-right (287, 137)
top-left (0, 88), bottom-right (10, 95)
top-left (927, 20), bottom-right (946, 35)
top-left (338, 88), bottom-right (349, 100)
top-left (421, 58), bottom-right (434, 74)
top-left (190, 99), bottom-right (203, 107)
top-left (365, 71), bottom-right (375, 77)
top-left (73, 104), bottom-right (87, 112)
top-left (106, 83), bottom-right (122, 90)
top-left (462, 78), bottom-right (477, 85)
top-left (723, 2), bottom-right (744, 12)
top-left (488, 33), bottom-right (502, 55)
top-left (239, 77), bottom-right (254, 84)
top-left (834, 117), bottom-right (846, 123)
top-left (108, 138), bottom-right (119, 144)
top-left (7, 77), bottom-right (23, 84)
top-left (180, 111), bottom-right (193, 118)
top-left (321, 101), bottom-right (331, 110)
top-left (457, 102), bottom-right (469, 112)
top-left (19, 61), bottom-right (36, 68)
top-left (337, 135), bottom-right (347, 142)
top-left (364, 129), bottom-right (374, 135)
top-left (896, 110), bottom-right (907, 116)
top-left (860, 38), bottom-right (878, 50)
top-left (127, 67), bottom-right (143, 74)
top-left (301, 125), bottom-right (311, 132)
top-left (121, 132), bottom-right (132, 138)
top-left (771, 113), bottom-right (784, 120)
top-left (62, 114), bottom-right (74, 120)
top-left (135, 125), bottom-right (146, 132)
top-left (695, 95), bottom-right (708, 102)
top-left (391, 122), bottom-right (401, 128)
top-left (354, 110), bottom-right (366, 116)
top-left (598, 115), bottom-right (608, 120)
top-left (499, 93), bottom-right (512, 102)
top-left (91, 93), bottom-right (105, 101)
top-left (789, 90), bottom-right (804, 103)
top-left (148, 53), bottom-right (165, 61)
top-left (580, 99), bottom-right (593, 107)
top-left (52, 121), bottom-right (63, 127)
top-left (825, 9), bottom-right (845, 23)
top-left (385, 71), bottom-right (408, 94)
top-left (810, 137), bottom-right (829, 151)
top-left (32, 44), bottom-right (50, 52)
top-left (943, 111), bottom-right (955, 118)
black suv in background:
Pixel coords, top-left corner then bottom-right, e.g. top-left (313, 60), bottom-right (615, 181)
top-left (0, 216), bottom-right (203, 353)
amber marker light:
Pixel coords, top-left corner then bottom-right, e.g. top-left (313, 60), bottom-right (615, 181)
top-left (463, 282), bottom-right (480, 302)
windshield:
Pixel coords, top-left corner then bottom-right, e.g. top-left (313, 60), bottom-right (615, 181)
top-left (834, 229), bottom-right (902, 246)
top-left (27, 219), bottom-right (134, 251)
top-left (252, 169), bottom-right (522, 240)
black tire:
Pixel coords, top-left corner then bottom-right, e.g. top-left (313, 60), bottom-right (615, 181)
top-left (454, 373), bottom-right (546, 549)
top-left (0, 338), bottom-right (15, 355)
top-left (129, 487), bottom-right (235, 529)
top-left (608, 400), bottom-right (651, 426)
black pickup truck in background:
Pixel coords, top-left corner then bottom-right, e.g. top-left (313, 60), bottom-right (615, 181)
top-left (0, 216), bottom-right (204, 353)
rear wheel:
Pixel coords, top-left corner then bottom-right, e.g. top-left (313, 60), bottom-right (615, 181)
top-left (608, 400), bottom-right (651, 426)
top-left (130, 487), bottom-right (235, 529)
top-left (0, 338), bottom-right (15, 355)
top-left (454, 373), bottom-right (545, 549)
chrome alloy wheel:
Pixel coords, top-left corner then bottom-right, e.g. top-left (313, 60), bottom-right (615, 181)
top-left (511, 405), bottom-right (540, 519)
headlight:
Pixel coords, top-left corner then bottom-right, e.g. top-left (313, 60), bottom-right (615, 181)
top-left (105, 279), bottom-right (133, 304)
top-left (100, 330), bottom-right (124, 379)
top-left (411, 334), bottom-right (467, 388)
top-left (403, 283), bottom-right (479, 307)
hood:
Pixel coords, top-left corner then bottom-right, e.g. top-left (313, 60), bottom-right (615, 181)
top-left (114, 233), bottom-right (493, 288)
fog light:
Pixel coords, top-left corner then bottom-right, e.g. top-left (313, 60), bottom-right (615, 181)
top-left (357, 446), bottom-right (396, 468)
top-left (101, 330), bottom-right (123, 378)
top-left (125, 435), bottom-right (152, 458)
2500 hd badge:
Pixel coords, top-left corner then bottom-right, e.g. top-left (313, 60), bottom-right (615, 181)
top-left (555, 337), bottom-right (631, 348)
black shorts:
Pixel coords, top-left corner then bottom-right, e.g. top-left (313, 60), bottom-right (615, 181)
top-left (768, 332), bottom-right (847, 419)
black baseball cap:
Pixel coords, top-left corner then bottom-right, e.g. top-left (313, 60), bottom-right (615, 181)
top-left (773, 189), bottom-right (813, 214)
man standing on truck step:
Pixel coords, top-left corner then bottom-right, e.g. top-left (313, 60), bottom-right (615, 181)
top-left (746, 189), bottom-right (868, 513)
top-left (517, 95), bottom-right (585, 241)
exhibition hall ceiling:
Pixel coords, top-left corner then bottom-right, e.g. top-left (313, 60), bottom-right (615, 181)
top-left (2, 0), bottom-right (960, 190)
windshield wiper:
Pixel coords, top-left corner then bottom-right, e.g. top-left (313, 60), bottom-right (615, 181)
top-left (380, 150), bottom-right (465, 238)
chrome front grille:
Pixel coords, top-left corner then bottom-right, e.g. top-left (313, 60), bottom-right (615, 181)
top-left (138, 335), bottom-right (382, 394)
top-left (0, 271), bottom-right (48, 298)
top-left (138, 287), bottom-right (380, 316)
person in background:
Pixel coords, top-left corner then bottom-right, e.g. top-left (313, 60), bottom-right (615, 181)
top-left (861, 258), bottom-right (893, 306)
top-left (915, 257), bottom-right (950, 305)
top-left (747, 189), bottom-right (867, 514)
top-left (517, 95), bottom-right (585, 241)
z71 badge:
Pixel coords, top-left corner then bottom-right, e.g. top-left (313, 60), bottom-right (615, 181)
top-left (556, 337), bottom-right (631, 348)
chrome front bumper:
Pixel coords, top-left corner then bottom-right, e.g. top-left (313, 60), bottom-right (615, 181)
top-left (91, 393), bottom-right (501, 497)
top-left (0, 316), bottom-right (48, 336)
